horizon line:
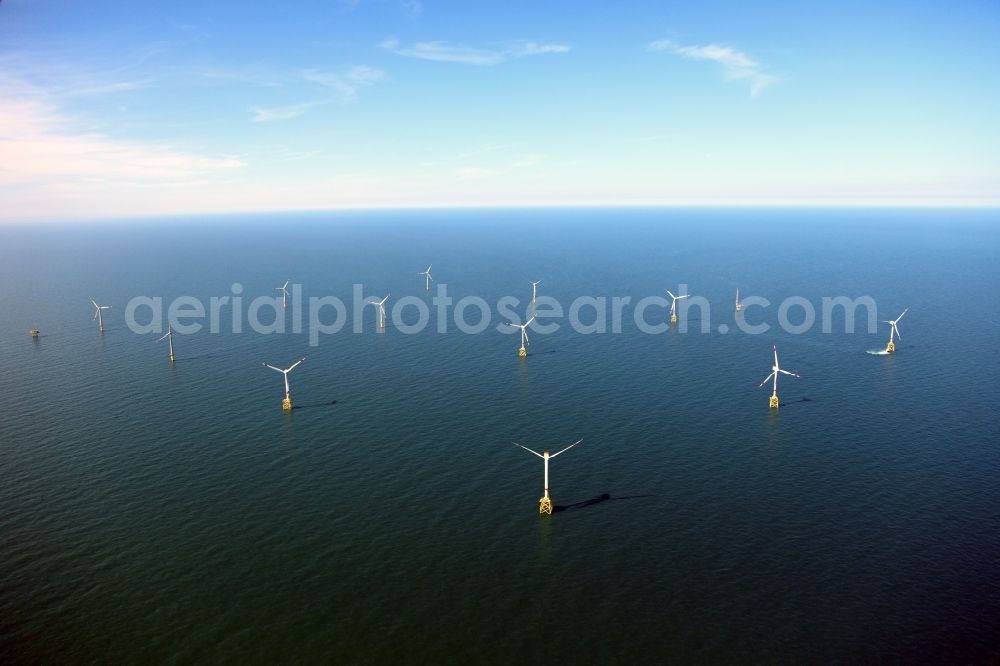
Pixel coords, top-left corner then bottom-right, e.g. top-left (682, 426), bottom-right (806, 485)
top-left (2, 200), bottom-right (999, 225)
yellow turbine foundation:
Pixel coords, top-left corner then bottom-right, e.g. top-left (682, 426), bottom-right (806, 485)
top-left (539, 496), bottom-right (553, 514)
top-left (99, 325), bottom-right (105, 333)
top-left (671, 313), bottom-right (678, 323)
top-left (30, 330), bottom-right (40, 338)
top-left (169, 354), bottom-right (176, 363)
top-left (886, 340), bottom-right (895, 353)
top-left (735, 304), bottom-right (742, 312)
top-left (282, 398), bottom-right (293, 411)
top-left (769, 394), bottom-right (780, 409)
top-left (519, 346), bottom-right (527, 358)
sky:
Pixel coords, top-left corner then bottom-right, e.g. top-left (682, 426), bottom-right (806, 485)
top-left (1, 0), bottom-right (999, 221)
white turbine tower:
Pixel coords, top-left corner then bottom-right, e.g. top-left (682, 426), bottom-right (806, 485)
top-left (759, 344), bottom-right (800, 409)
top-left (418, 264), bottom-right (433, 291)
top-left (274, 280), bottom-right (291, 309)
top-left (90, 299), bottom-right (112, 333)
top-left (735, 287), bottom-right (742, 313)
top-left (367, 293), bottom-right (390, 329)
top-left (665, 289), bottom-right (689, 324)
top-left (530, 279), bottom-right (542, 313)
top-left (262, 357), bottom-right (306, 411)
top-left (505, 315), bottom-right (536, 358)
top-left (157, 325), bottom-right (176, 363)
top-left (514, 439), bottom-right (583, 514)
top-left (882, 307), bottom-right (908, 354)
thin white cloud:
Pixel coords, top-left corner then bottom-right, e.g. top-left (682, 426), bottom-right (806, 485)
top-left (250, 102), bottom-right (317, 123)
top-left (402, 0), bottom-right (423, 18)
top-left (379, 38), bottom-right (570, 65)
top-left (648, 39), bottom-right (776, 96)
top-left (301, 65), bottom-right (384, 100)
top-left (0, 77), bottom-right (244, 192)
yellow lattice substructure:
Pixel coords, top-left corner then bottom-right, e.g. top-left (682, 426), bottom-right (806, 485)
top-left (886, 340), bottom-right (895, 354)
top-left (671, 313), bottom-right (678, 323)
top-left (539, 496), bottom-right (553, 514)
top-left (519, 347), bottom-right (527, 358)
top-left (282, 398), bottom-right (293, 411)
top-left (769, 394), bottom-right (780, 409)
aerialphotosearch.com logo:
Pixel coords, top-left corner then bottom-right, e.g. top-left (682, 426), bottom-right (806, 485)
top-left (124, 283), bottom-right (881, 347)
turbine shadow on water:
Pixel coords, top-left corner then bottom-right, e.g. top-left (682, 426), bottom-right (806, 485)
top-left (553, 493), bottom-right (652, 513)
top-left (291, 400), bottom-right (338, 410)
top-left (779, 397), bottom-right (813, 408)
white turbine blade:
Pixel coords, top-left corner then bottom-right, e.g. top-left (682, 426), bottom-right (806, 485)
top-left (678, 294), bottom-right (690, 300)
top-left (525, 315), bottom-right (536, 326)
top-left (523, 328), bottom-right (530, 345)
top-left (282, 280), bottom-right (290, 290)
top-left (895, 308), bottom-right (908, 322)
top-left (773, 345), bottom-right (779, 367)
top-left (550, 438), bottom-right (583, 458)
top-left (759, 372), bottom-right (775, 388)
top-left (426, 264), bottom-right (432, 272)
top-left (665, 290), bottom-right (676, 299)
top-left (92, 309), bottom-right (99, 320)
top-left (513, 442), bottom-right (544, 458)
top-left (778, 369), bottom-right (800, 378)
top-left (381, 294), bottom-right (390, 304)
top-left (893, 323), bottom-right (901, 340)
top-left (262, 363), bottom-right (283, 373)
top-left (156, 331), bottom-right (170, 342)
top-left (288, 357), bottom-right (306, 372)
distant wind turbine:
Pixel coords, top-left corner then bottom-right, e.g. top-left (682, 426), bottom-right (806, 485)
top-left (367, 293), bottom-right (390, 329)
top-left (514, 439), bottom-right (583, 514)
top-left (506, 315), bottom-right (536, 358)
top-left (882, 307), bottom-right (908, 354)
top-left (274, 280), bottom-right (291, 309)
top-left (418, 265), bottom-right (433, 291)
top-left (759, 344), bottom-right (800, 409)
top-left (735, 287), bottom-right (742, 313)
top-left (262, 357), bottom-right (306, 411)
top-left (157, 325), bottom-right (176, 363)
top-left (90, 298), bottom-right (111, 333)
top-left (665, 289), bottom-right (689, 324)
top-left (530, 279), bottom-right (542, 313)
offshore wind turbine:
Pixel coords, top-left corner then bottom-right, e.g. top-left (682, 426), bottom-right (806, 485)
top-left (882, 307), bottom-right (908, 354)
top-left (759, 344), bottom-right (800, 409)
top-left (367, 293), bottom-right (390, 329)
top-left (506, 315), bottom-right (536, 358)
top-left (262, 357), bottom-right (306, 411)
top-left (530, 279), bottom-right (542, 313)
top-left (90, 299), bottom-right (111, 333)
top-left (513, 439), bottom-right (583, 514)
top-left (157, 325), bottom-right (176, 363)
top-left (665, 289), bottom-right (689, 324)
top-left (418, 264), bottom-right (433, 291)
top-left (274, 280), bottom-right (291, 309)
top-left (735, 288), bottom-right (742, 313)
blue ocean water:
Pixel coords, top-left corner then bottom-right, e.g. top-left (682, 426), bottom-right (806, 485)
top-left (1, 208), bottom-right (999, 662)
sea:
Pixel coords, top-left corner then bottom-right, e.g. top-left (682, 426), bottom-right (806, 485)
top-left (1, 208), bottom-right (998, 663)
